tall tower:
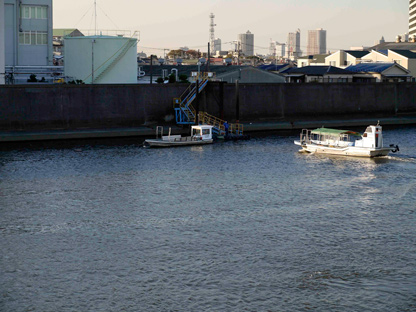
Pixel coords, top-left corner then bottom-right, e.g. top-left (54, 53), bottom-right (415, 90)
top-left (307, 28), bottom-right (326, 55)
top-left (410, 0), bottom-right (416, 36)
top-left (209, 13), bottom-right (216, 55)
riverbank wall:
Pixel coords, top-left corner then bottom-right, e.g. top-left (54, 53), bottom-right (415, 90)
top-left (1, 82), bottom-right (415, 141)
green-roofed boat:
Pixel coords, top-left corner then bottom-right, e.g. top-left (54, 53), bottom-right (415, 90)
top-left (294, 122), bottom-right (399, 157)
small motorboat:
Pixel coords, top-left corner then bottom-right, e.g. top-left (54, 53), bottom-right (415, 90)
top-left (144, 125), bottom-right (214, 148)
top-left (294, 122), bottom-right (399, 157)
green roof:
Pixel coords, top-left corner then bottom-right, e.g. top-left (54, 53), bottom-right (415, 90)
top-left (53, 29), bottom-right (83, 37)
top-left (311, 128), bottom-right (361, 137)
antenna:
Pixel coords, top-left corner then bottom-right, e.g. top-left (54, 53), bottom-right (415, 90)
top-left (209, 13), bottom-right (216, 55)
top-left (94, 0), bottom-right (97, 35)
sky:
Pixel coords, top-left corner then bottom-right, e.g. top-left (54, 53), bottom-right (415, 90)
top-left (53, 0), bottom-right (409, 57)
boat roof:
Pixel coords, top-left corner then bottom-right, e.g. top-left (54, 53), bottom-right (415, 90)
top-left (311, 128), bottom-right (361, 136)
top-left (192, 125), bottom-right (213, 129)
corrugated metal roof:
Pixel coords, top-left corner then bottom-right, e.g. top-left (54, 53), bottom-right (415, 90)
top-left (346, 63), bottom-right (395, 73)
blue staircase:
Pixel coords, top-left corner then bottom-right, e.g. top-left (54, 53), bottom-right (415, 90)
top-left (173, 79), bottom-right (208, 124)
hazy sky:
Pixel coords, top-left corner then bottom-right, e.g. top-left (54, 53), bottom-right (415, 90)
top-left (53, 0), bottom-right (409, 57)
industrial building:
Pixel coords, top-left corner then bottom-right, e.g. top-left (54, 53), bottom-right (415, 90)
top-left (1, 0), bottom-right (54, 84)
top-left (3, 0), bottom-right (53, 66)
top-left (0, 0), bottom-right (5, 84)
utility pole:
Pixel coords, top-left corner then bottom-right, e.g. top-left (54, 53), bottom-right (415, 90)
top-left (207, 42), bottom-right (210, 72)
top-left (150, 55), bottom-right (154, 84)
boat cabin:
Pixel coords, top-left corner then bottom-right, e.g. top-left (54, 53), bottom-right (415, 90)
top-left (354, 125), bottom-right (384, 148)
top-left (309, 128), bottom-right (361, 147)
top-left (192, 125), bottom-right (213, 140)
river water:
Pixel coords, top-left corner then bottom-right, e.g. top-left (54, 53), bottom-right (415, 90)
top-left (1, 126), bottom-right (416, 312)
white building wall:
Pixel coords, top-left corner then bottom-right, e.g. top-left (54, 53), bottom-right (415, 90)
top-left (0, 0), bottom-right (5, 84)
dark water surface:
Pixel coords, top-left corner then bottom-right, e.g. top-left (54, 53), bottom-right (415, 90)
top-left (1, 126), bottom-right (416, 311)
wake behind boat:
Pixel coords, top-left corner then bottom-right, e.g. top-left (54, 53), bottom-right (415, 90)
top-left (144, 125), bottom-right (214, 148)
top-left (294, 122), bottom-right (399, 157)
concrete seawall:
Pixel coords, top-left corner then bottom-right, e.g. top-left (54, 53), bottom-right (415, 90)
top-left (1, 82), bottom-right (415, 141)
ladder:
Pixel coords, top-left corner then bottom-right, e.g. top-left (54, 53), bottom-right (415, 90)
top-left (173, 78), bottom-right (209, 124)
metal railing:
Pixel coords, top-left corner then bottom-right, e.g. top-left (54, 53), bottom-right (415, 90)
top-left (198, 111), bottom-right (244, 135)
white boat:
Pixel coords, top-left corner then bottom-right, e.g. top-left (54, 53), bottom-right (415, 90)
top-left (294, 122), bottom-right (399, 157)
top-left (144, 125), bottom-right (214, 148)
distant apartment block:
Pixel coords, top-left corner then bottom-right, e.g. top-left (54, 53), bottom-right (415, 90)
top-left (238, 30), bottom-right (254, 56)
top-left (307, 28), bottom-right (326, 55)
top-left (4, 0), bottom-right (53, 66)
top-left (410, 0), bottom-right (416, 36)
top-left (286, 30), bottom-right (301, 60)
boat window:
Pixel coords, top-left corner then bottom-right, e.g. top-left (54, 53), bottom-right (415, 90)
top-left (365, 127), bottom-right (372, 133)
top-left (193, 129), bottom-right (201, 135)
top-left (202, 129), bottom-right (210, 135)
top-left (363, 133), bottom-right (367, 137)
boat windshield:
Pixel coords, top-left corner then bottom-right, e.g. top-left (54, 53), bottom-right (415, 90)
top-left (193, 128), bottom-right (201, 136)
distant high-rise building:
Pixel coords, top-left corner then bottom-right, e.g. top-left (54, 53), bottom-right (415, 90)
top-left (307, 28), bottom-right (326, 55)
top-left (269, 40), bottom-right (285, 58)
top-left (410, 0), bottom-right (416, 36)
top-left (286, 30), bottom-right (301, 60)
top-left (213, 38), bottom-right (221, 54)
top-left (238, 30), bottom-right (254, 56)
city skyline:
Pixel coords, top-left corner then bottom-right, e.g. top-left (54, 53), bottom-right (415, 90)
top-left (53, 0), bottom-right (408, 56)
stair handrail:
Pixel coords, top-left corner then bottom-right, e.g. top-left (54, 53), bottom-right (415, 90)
top-left (83, 37), bottom-right (137, 83)
top-left (198, 111), bottom-right (244, 135)
top-left (94, 38), bottom-right (137, 82)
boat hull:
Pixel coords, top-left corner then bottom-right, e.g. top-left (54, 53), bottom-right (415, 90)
top-left (144, 139), bottom-right (213, 148)
top-left (294, 141), bottom-right (391, 157)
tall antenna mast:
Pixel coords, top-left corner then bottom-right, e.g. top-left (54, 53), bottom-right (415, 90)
top-left (209, 13), bottom-right (216, 55)
top-left (94, 0), bottom-right (97, 35)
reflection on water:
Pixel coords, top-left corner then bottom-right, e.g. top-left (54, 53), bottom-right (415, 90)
top-left (0, 126), bottom-right (416, 311)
